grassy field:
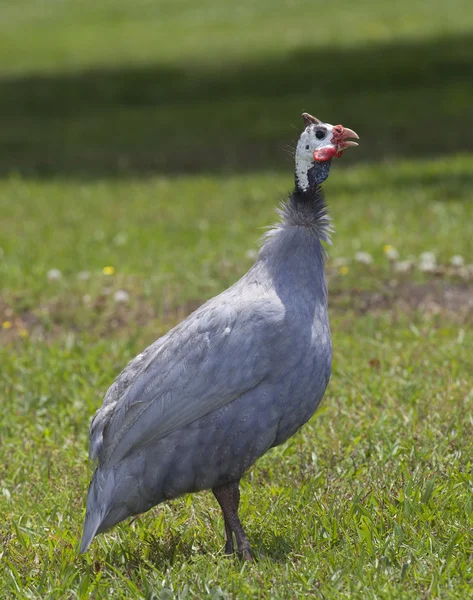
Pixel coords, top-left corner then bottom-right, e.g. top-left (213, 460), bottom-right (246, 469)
top-left (1, 0), bottom-right (473, 176)
top-left (1, 1), bottom-right (473, 598)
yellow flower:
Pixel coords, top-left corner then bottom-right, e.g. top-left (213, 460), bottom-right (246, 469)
top-left (383, 244), bottom-right (399, 260)
top-left (102, 266), bottom-right (115, 275)
top-left (19, 328), bottom-right (29, 338)
top-left (2, 320), bottom-right (12, 329)
top-left (339, 266), bottom-right (349, 275)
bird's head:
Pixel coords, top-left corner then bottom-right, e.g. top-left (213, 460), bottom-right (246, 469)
top-left (295, 112), bottom-right (359, 192)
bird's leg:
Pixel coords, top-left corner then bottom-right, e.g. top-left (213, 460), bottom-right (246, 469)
top-left (212, 481), bottom-right (253, 562)
top-left (212, 484), bottom-right (235, 555)
top-left (222, 517), bottom-right (234, 555)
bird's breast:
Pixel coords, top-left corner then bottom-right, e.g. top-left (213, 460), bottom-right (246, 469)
top-left (269, 305), bottom-right (332, 447)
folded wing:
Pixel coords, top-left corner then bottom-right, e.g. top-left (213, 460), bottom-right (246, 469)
top-left (90, 295), bottom-right (283, 467)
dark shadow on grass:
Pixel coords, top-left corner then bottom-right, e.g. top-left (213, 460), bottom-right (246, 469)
top-left (1, 33), bottom-right (472, 178)
top-left (252, 532), bottom-right (293, 561)
top-left (101, 529), bottom-right (196, 571)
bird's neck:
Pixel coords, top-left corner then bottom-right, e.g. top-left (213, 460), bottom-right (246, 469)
top-left (278, 160), bottom-right (332, 242)
top-left (295, 160), bottom-right (332, 194)
top-left (256, 220), bottom-right (328, 306)
top-left (274, 186), bottom-right (330, 247)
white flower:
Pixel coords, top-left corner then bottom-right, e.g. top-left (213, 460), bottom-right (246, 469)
top-left (450, 255), bottom-right (464, 267)
top-left (394, 260), bottom-right (414, 273)
top-left (383, 245), bottom-right (399, 260)
top-left (77, 271), bottom-right (91, 281)
top-left (419, 263), bottom-right (436, 273)
top-left (419, 264), bottom-right (436, 273)
top-left (245, 249), bottom-right (257, 260)
top-left (355, 251), bottom-right (373, 265)
top-left (113, 289), bottom-right (130, 304)
top-left (332, 257), bottom-right (349, 268)
top-left (418, 251), bottom-right (437, 272)
top-left (113, 233), bottom-right (128, 246)
top-left (47, 268), bottom-right (62, 282)
top-left (419, 251), bottom-right (436, 263)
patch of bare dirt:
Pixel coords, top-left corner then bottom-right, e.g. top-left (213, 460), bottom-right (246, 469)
top-left (0, 294), bottom-right (201, 344)
top-left (1, 281), bottom-right (472, 344)
top-left (329, 280), bottom-right (473, 321)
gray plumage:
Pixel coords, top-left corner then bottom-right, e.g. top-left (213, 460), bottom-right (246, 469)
top-left (80, 113), bottom-right (359, 558)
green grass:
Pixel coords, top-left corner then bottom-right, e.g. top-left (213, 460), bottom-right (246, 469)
top-left (1, 157), bottom-right (473, 598)
top-left (0, 0), bottom-right (472, 175)
top-left (2, 319), bottom-right (473, 598)
top-left (1, 0), bottom-right (473, 598)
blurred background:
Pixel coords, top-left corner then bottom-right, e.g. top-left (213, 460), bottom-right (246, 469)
top-left (1, 2), bottom-right (473, 597)
top-left (1, 0), bottom-right (472, 176)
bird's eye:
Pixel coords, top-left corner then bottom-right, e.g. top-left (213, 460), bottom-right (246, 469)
top-left (305, 144), bottom-right (310, 150)
top-left (315, 129), bottom-right (326, 140)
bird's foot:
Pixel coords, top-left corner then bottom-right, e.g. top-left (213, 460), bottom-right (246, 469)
top-left (238, 544), bottom-right (254, 563)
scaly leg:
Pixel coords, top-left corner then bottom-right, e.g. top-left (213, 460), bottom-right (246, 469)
top-left (212, 481), bottom-right (253, 562)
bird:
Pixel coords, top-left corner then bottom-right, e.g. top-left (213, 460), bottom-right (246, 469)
top-left (80, 112), bottom-right (359, 561)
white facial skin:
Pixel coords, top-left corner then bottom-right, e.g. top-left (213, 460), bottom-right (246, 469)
top-left (295, 123), bottom-right (336, 192)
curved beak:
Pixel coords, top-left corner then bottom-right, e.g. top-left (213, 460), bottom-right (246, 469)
top-left (336, 126), bottom-right (360, 150)
top-left (312, 121), bottom-right (360, 162)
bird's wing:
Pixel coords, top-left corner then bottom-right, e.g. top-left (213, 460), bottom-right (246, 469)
top-left (93, 294), bottom-right (283, 466)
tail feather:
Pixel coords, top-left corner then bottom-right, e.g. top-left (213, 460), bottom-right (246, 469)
top-left (79, 467), bottom-right (116, 554)
top-left (79, 511), bottom-right (103, 554)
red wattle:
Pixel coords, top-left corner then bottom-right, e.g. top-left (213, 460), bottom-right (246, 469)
top-left (313, 146), bottom-right (338, 162)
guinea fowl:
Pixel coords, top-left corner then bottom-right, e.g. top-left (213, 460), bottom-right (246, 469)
top-left (80, 112), bottom-right (359, 561)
